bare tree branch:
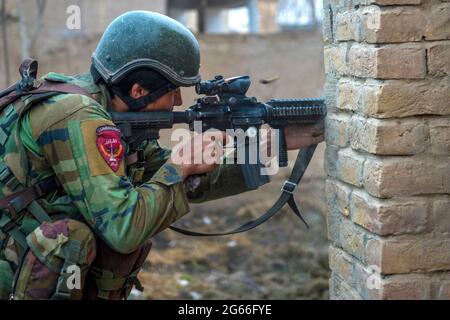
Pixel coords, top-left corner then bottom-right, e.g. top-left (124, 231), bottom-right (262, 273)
top-left (198, 0), bottom-right (208, 34)
top-left (1, 0), bottom-right (11, 84)
top-left (29, 0), bottom-right (46, 52)
top-left (17, 0), bottom-right (46, 59)
top-left (18, 0), bottom-right (29, 59)
top-left (308, 0), bottom-right (317, 28)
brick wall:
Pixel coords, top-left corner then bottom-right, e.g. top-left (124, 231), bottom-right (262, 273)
top-left (323, 0), bottom-right (450, 299)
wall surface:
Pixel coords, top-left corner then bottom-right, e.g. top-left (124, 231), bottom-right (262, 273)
top-left (324, 0), bottom-right (450, 299)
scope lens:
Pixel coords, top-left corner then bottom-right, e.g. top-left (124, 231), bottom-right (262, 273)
top-left (196, 81), bottom-right (214, 95)
top-left (195, 83), bottom-right (202, 94)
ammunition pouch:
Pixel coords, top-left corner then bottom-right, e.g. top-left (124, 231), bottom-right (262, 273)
top-left (83, 237), bottom-right (152, 300)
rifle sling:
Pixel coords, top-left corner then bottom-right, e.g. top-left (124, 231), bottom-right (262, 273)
top-left (169, 144), bottom-right (318, 236)
top-left (0, 177), bottom-right (60, 213)
top-left (0, 80), bottom-right (92, 113)
top-left (0, 176), bottom-right (60, 250)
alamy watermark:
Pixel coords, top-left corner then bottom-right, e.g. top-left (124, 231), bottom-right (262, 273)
top-left (65, 264), bottom-right (81, 290)
top-left (66, 5), bottom-right (81, 30)
top-left (363, 6), bottom-right (381, 31)
top-left (366, 265), bottom-right (382, 291)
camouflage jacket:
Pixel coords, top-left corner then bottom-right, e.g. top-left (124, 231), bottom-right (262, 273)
top-left (2, 72), bottom-right (248, 257)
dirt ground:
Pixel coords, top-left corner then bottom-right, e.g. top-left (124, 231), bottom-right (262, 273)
top-left (138, 145), bottom-right (330, 300)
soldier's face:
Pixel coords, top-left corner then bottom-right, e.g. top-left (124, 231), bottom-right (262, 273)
top-left (143, 87), bottom-right (183, 112)
top-left (112, 84), bottom-right (183, 112)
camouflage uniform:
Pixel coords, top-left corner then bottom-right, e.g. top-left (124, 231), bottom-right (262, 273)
top-left (0, 72), bottom-right (248, 299)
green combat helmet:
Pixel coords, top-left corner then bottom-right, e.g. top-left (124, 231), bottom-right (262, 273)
top-left (91, 11), bottom-right (201, 110)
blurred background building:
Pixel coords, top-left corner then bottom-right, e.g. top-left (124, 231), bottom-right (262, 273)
top-left (166, 0), bottom-right (323, 34)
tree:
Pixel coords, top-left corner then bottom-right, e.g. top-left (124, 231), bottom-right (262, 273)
top-left (17, 0), bottom-right (46, 59)
top-left (308, 0), bottom-right (317, 28)
top-left (1, 0), bottom-right (10, 84)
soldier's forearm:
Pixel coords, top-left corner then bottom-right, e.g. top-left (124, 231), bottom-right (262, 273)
top-left (186, 164), bottom-right (249, 203)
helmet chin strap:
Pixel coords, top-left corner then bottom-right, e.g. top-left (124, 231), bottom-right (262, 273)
top-left (110, 83), bottom-right (178, 111)
top-left (90, 63), bottom-right (179, 111)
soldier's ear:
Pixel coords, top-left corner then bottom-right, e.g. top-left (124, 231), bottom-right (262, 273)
top-left (129, 83), bottom-right (149, 99)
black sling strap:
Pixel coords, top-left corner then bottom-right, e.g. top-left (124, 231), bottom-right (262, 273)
top-left (169, 144), bottom-right (317, 236)
top-left (0, 176), bottom-right (60, 250)
top-left (0, 59), bottom-right (92, 113)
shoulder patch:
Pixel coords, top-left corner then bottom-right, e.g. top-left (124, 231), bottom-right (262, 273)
top-left (96, 125), bottom-right (124, 172)
top-left (80, 120), bottom-right (125, 176)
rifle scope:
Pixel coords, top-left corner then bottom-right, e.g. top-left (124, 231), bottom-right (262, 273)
top-left (195, 75), bottom-right (251, 96)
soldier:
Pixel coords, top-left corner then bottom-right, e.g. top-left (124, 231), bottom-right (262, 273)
top-left (0, 11), bottom-right (324, 299)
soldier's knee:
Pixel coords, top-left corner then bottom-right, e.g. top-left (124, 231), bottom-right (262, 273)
top-left (13, 219), bottom-right (97, 300)
top-left (27, 218), bottom-right (97, 268)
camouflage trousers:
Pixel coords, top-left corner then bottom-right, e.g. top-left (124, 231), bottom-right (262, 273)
top-left (0, 218), bottom-right (151, 300)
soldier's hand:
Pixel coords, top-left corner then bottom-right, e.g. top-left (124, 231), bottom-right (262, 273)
top-left (168, 130), bottom-right (229, 180)
top-left (284, 120), bottom-right (324, 150)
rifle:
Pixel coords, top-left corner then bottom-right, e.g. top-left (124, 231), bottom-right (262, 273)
top-left (111, 75), bottom-right (326, 236)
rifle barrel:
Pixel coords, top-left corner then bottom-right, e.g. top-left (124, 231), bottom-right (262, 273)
top-left (265, 98), bottom-right (326, 123)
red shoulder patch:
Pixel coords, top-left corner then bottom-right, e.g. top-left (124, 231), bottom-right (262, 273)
top-left (96, 125), bottom-right (124, 172)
